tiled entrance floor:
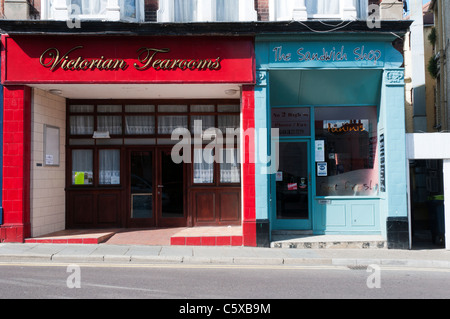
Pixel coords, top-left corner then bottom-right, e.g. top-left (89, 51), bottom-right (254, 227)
top-left (25, 226), bottom-right (243, 246)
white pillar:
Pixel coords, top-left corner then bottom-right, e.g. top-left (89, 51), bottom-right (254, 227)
top-left (106, 0), bottom-right (121, 21)
top-left (444, 159), bottom-right (450, 249)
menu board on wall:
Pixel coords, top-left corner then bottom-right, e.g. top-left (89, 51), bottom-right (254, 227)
top-left (271, 108), bottom-right (310, 137)
top-left (379, 133), bottom-right (386, 192)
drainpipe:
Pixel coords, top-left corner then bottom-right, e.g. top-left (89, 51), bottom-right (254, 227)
top-left (438, 0), bottom-right (447, 131)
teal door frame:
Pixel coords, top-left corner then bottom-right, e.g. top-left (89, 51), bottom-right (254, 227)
top-left (270, 137), bottom-right (313, 230)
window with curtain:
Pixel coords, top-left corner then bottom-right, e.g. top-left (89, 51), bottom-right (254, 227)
top-left (174, 0), bottom-right (198, 22)
top-left (72, 149), bottom-right (93, 185)
top-left (306, 0), bottom-right (340, 16)
top-left (99, 150), bottom-right (121, 185)
top-left (44, 0), bottom-right (143, 21)
top-left (271, 0), bottom-right (367, 20)
top-left (215, 0), bottom-right (239, 21)
top-left (220, 148), bottom-right (241, 183)
top-left (158, 0), bottom-right (256, 22)
top-left (194, 148), bottom-right (214, 184)
top-left (68, 0), bottom-right (107, 17)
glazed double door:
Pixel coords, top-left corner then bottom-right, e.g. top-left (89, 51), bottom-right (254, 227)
top-left (128, 148), bottom-right (186, 228)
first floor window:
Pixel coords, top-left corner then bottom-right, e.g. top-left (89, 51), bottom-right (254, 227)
top-left (315, 106), bottom-right (378, 196)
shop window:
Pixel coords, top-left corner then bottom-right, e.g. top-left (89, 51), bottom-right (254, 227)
top-left (269, 0), bottom-right (368, 21)
top-left (70, 116), bottom-right (94, 135)
top-left (99, 150), bottom-right (121, 185)
top-left (315, 106), bottom-right (378, 197)
top-left (157, 0), bottom-right (257, 22)
top-left (194, 148), bottom-right (214, 184)
top-left (220, 148), bottom-right (241, 183)
top-left (42, 0), bottom-right (145, 22)
top-left (72, 149), bottom-right (93, 185)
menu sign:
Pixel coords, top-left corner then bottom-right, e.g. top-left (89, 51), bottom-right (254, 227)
top-left (271, 108), bottom-right (310, 137)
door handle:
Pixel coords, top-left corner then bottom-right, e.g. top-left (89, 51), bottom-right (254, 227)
top-left (158, 185), bottom-right (164, 188)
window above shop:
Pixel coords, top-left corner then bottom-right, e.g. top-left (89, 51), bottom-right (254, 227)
top-left (269, 0), bottom-right (368, 21)
top-left (41, 0), bottom-right (145, 22)
top-left (157, 0), bottom-right (257, 22)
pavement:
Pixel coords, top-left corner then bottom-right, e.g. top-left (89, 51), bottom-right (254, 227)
top-left (1, 242), bottom-right (450, 269)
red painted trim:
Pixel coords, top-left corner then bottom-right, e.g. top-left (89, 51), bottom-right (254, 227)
top-left (0, 86), bottom-right (32, 243)
top-left (2, 35), bottom-right (255, 85)
top-left (241, 85), bottom-right (256, 247)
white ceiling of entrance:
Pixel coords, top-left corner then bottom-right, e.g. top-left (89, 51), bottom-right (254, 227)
top-left (30, 84), bottom-right (242, 99)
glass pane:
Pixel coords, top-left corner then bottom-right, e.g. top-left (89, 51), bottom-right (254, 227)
top-left (72, 149), bottom-right (93, 185)
top-left (306, 0), bottom-right (340, 15)
top-left (158, 115), bottom-right (188, 134)
top-left (220, 149), bottom-right (241, 183)
top-left (218, 105), bottom-right (240, 112)
top-left (315, 106), bottom-right (378, 196)
top-left (70, 105), bottom-right (94, 113)
top-left (125, 116), bottom-right (155, 135)
top-left (125, 105), bottom-right (155, 112)
top-left (97, 105), bottom-right (122, 113)
top-left (276, 142), bottom-right (309, 219)
top-left (158, 105), bottom-right (188, 112)
top-left (97, 116), bottom-right (122, 134)
top-left (122, 0), bottom-right (137, 19)
top-left (218, 115), bottom-right (240, 133)
top-left (216, 0), bottom-right (239, 21)
top-left (161, 151), bottom-right (184, 218)
top-left (191, 105), bottom-right (215, 112)
top-left (131, 151), bottom-right (153, 219)
top-left (70, 116), bottom-right (94, 135)
top-left (271, 107), bottom-right (310, 137)
top-left (174, 0), bottom-right (197, 22)
top-left (99, 150), bottom-right (120, 185)
top-left (69, 0), bottom-right (107, 15)
top-left (190, 115), bottom-right (215, 132)
top-left (193, 148), bottom-right (214, 184)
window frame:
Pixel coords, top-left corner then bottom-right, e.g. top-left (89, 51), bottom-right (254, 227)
top-left (41, 0), bottom-right (145, 22)
top-left (157, 0), bottom-right (257, 22)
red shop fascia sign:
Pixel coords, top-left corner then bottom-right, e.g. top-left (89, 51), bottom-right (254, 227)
top-left (1, 35), bottom-right (255, 85)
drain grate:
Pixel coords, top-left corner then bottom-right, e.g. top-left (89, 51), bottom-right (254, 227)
top-left (347, 265), bottom-right (369, 270)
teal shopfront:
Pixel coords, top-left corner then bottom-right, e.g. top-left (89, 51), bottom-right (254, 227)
top-left (254, 34), bottom-right (409, 248)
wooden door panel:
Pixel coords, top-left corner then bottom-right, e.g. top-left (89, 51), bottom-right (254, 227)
top-left (194, 192), bottom-right (216, 223)
top-left (97, 193), bottom-right (120, 225)
top-left (70, 193), bottom-right (95, 226)
top-left (218, 191), bottom-right (240, 222)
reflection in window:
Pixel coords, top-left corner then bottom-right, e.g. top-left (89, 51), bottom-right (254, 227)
top-left (315, 106), bottom-right (378, 196)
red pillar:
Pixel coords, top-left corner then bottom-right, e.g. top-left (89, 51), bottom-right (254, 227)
top-left (0, 86), bottom-right (31, 242)
top-left (241, 85), bottom-right (256, 247)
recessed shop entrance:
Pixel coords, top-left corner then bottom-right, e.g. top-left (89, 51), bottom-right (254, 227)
top-left (65, 99), bottom-right (242, 230)
top-left (128, 148), bottom-right (186, 228)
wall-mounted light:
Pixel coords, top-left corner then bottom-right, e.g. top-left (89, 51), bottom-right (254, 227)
top-left (93, 131), bottom-right (111, 139)
top-left (49, 89), bottom-right (63, 95)
top-left (225, 89), bottom-right (239, 96)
